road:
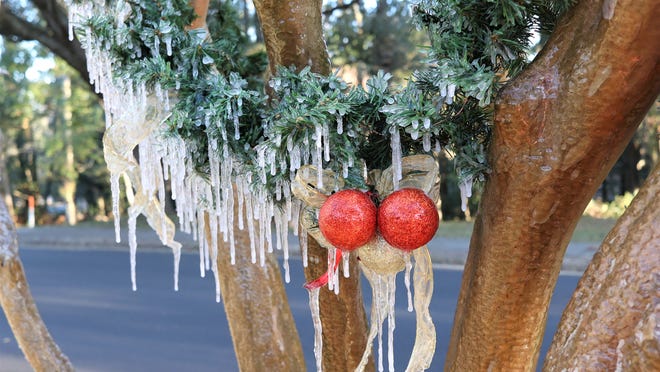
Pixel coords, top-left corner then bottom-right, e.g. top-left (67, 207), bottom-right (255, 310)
top-left (0, 246), bottom-right (579, 372)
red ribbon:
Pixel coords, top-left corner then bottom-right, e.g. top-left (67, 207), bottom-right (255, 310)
top-left (304, 249), bottom-right (343, 290)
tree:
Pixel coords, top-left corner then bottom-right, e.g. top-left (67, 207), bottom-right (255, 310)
top-left (2, 1), bottom-right (660, 372)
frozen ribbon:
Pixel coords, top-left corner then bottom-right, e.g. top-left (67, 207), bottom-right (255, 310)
top-left (103, 92), bottom-right (182, 291)
top-left (292, 154), bottom-right (440, 372)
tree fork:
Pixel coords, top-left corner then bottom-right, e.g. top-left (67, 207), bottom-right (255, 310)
top-left (253, 0), bottom-right (371, 369)
top-left (446, 0), bottom-right (660, 370)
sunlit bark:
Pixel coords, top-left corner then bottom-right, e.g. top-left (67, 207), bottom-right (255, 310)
top-left (253, 0), bottom-right (371, 369)
top-left (209, 211), bottom-right (306, 371)
top-left (446, 0), bottom-right (660, 370)
top-left (0, 197), bottom-right (74, 371)
top-left (544, 163), bottom-right (659, 370)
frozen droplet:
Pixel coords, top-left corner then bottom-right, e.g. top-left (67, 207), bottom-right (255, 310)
top-left (336, 114), bottom-right (343, 134)
top-left (390, 129), bottom-right (402, 190)
top-left (164, 35), bottom-right (173, 56)
top-left (459, 177), bottom-right (473, 212)
top-left (423, 132), bottom-right (431, 152)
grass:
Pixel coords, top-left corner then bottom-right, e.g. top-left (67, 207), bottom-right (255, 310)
top-left (438, 215), bottom-right (617, 242)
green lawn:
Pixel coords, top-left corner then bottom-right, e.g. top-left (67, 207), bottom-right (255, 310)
top-left (438, 216), bottom-right (617, 242)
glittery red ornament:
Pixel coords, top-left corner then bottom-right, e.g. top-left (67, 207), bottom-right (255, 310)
top-left (318, 189), bottom-right (377, 251)
top-left (378, 188), bottom-right (439, 251)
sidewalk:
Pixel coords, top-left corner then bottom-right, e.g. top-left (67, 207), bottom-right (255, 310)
top-left (16, 224), bottom-right (599, 273)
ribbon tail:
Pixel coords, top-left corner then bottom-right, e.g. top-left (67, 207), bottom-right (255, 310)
top-left (304, 249), bottom-right (343, 290)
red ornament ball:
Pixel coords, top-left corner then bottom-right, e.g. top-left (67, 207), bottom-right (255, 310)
top-left (378, 188), bottom-right (439, 251)
top-left (318, 189), bottom-right (377, 251)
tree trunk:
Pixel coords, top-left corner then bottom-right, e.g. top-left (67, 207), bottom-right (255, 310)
top-left (0, 193), bottom-right (74, 371)
top-left (210, 211), bottom-right (306, 371)
top-left (544, 163), bottom-right (659, 370)
top-left (185, 1), bottom-right (306, 369)
top-left (253, 1), bottom-right (371, 369)
top-left (0, 129), bottom-right (14, 220)
top-left (253, 0), bottom-right (330, 77)
top-left (445, 0), bottom-right (660, 370)
top-left (59, 75), bottom-right (78, 226)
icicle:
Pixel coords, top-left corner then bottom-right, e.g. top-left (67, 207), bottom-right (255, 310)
top-left (336, 113), bottom-right (343, 134)
top-left (236, 178), bottom-right (245, 231)
top-left (404, 253), bottom-right (414, 312)
top-left (327, 247), bottom-right (336, 292)
top-left (309, 288), bottom-right (323, 372)
top-left (314, 127), bottom-right (324, 189)
top-left (164, 35), bottom-right (173, 56)
top-left (343, 250), bottom-right (350, 278)
top-left (208, 212), bottom-right (218, 272)
top-left (233, 112), bottom-right (241, 141)
top-left (173, 246), bottom-right (181, 291)
top-left (198, 213), bottom-right (206, 278)
top-left (290, 145), bottom-right (301, 171)
top-left (128, 211), bottom-right (138, 291)
top-left (390, 128), bottom-right (402, 190)
top-left (281, 212), bottom-right (291, 283)
top-left (245, 191), bottom-right (257, 264)
top-left (423, 132), bottom-right (431, 152)
top-left (68, 10), bottom-right (74, 41)
top-left (323, 122), bottom-right (330, 162)
top-left (387, 275), bottom-right (396, 372)
top-left (153, 35), bottom-right (160, 56)
top-left (110, 173), bottom-right (121, 243)
top-left (446, 84), bottom-right (456, 104)
top-left (458, 177), bottom-right (473, 212)
top-left (301, 226), bottom-right (309, 267)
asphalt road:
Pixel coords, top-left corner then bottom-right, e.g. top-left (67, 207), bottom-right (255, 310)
top-left (0, 247), bottom-right (580, 372)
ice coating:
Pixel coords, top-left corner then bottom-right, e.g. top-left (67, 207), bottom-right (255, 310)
top-left (67, 1), bottom-right (308, 301)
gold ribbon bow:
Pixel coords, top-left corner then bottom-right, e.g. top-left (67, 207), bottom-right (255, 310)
top-left (292, 154), bottom-right (439, 372)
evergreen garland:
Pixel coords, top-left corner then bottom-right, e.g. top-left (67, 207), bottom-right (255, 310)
top-left (69, 0), bottom-right (575, 199)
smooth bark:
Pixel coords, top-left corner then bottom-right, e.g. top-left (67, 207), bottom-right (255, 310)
top-left (209, 211), bottom-right (306, 372)
top-left (446, 0), bottom-right (660, 370)
top-left (253, 0), bottom-right (371, 369)
top-left (0, 196), bottom-right (74, 371)
top-left (543, 163), bottom-right (659, 370)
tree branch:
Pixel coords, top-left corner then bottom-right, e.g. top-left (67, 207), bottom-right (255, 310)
top-left (0, 1), bottom-right (93, 94)
top-left (544, 163), bottom-right (660, 370)
top-left (322, 0), bottom-right (361, 16)
top-left (0, 195), bottom-right (74, 371)
top-left (445, 0), bottom-right (660, 370)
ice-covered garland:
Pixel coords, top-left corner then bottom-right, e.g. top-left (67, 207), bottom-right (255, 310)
top-left (64, 0), bottom-right (568, 369)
